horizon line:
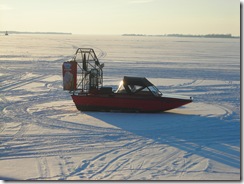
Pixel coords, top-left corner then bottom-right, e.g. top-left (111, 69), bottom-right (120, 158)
top-left (0, 31), bottom-right (240, 37)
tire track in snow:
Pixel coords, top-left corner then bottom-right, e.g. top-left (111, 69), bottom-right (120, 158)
top-left (65, 139), bottom-right (143, 179)
top-left (57, 154), bottom-right (74, 180)
top-left (89, 141), bottom-right (151, 179)
top-left (177, 156), bottom-right (206, 178)
top-left (167, 79), bottom-right (204, 89)
top-left (0, 95), bottom-right (30, 145)
top-left (0, 74), bottom-right (52, 148)
top-left (130, 146), bottom-right (183, 178)
top-left (170, 77), bottom-right (236, 121)
top-left (0, 74), bottom-right (47, 92)
top-left (0, 95), bottom-right (9, 134)
top-left (1, 101), bottom-right (31, 144)
top-left (177, 79), bottom-right (199, 87)
top-left (0, 122), bottom-right (5, 134)
top-left (23, 96), bottom-right (133, 159)
top-left (37, 157), bottom-right (50, 180)
top-left (99, 143), bottom-right (156, 180)
top-left (0, 72), bottom-right (25, 87)
top-left (214, 104), bottom-right (233, 120)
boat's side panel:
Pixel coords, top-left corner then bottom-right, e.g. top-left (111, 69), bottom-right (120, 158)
top-left (71, 94), bottom-right (192, 112)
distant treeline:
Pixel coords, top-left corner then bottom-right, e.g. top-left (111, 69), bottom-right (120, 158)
top-left (1, 31), bottom-right (72, 35)
top-left (122, 33), bottom-right (239, 39)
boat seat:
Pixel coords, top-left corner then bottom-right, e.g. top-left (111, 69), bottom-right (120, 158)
top-left (99, 87), bottom-right (113, 94)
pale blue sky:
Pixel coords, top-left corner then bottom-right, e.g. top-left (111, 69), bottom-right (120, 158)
top-left (0, 0), bottom-right (240, 35)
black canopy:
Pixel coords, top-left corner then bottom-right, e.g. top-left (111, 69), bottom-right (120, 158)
top-left (123, 76), bottom-right (153, 87)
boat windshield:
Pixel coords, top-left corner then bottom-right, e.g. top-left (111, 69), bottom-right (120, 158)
top-left (116, 80), bottom-right (162, 97)
top-left (116, 81), bottom-right (126, 93)
top-left (148, 86), bottom-right (162, 97)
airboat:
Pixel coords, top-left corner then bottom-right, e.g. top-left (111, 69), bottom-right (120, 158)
top-left (63, 48), bottom-right (192, 112)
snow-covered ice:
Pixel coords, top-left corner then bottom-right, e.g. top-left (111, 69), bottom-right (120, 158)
top-left (0, 35), bottom-right (240, 180)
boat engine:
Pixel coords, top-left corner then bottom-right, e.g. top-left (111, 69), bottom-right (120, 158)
top-left (62, 48), bottom-right (104, 93)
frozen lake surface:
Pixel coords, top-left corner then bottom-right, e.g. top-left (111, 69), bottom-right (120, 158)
top-left (0, 35), bottom-right (240, 180)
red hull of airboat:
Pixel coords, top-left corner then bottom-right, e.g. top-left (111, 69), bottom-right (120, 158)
top-left (71, 93), bottom-right (192, 112)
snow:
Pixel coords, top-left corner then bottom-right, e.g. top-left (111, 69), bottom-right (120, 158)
top-left (0, 35), bottom-right (240, 180)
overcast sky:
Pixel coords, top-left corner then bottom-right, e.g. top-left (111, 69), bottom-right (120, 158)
top-left (0, 0), bottom-right (240, 36)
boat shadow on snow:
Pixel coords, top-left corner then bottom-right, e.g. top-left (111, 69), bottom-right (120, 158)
top-left (85, 111), bottom-right (240, 169)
